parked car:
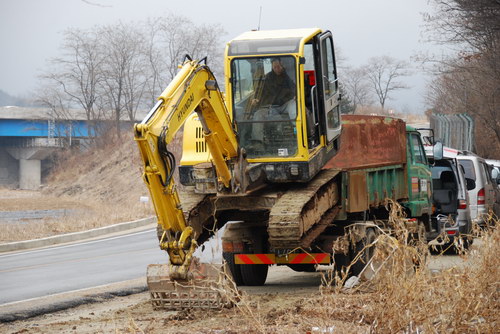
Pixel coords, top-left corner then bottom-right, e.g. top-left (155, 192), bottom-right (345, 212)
top-left (457, 152), bottom-right (496, 225)
top-left (426, 148), bottom-right (473, 247)
top-left (485, 159), bottom-right (500, 189)
top-left (485, 159), bottom-right (500, 219)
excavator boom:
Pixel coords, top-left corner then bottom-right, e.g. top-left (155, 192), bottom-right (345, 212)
top-left (134, 58), bottom-right (241, 307)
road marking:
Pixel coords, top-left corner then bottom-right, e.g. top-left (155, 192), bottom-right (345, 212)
top-left (0, 228), bottom-right (156, 259)
top-left (0, 278), bottom-right (147, 307)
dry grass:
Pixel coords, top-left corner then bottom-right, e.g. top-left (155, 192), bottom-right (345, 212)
top-left (289, 228), bottom-right (497, 333)
top-left (208, 209), bottom-right (499, 333)
top-left (0, 134), bottom-right (154, 242)
top-left (137, 208), bottom-right (497, 333)
top-left (0, 200), bottom-right (152, 242)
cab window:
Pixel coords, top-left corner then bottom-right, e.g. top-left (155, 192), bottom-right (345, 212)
top-left (411, 134), bottom-right (426, 164)
top-left (231, 56), bottom-right (298, 158)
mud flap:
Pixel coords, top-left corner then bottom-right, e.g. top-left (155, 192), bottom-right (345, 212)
top-left (147, 261), bottom-right (236, 310)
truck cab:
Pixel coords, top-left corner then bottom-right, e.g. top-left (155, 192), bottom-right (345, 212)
top-left (403, 127), bottom-right (433, 226)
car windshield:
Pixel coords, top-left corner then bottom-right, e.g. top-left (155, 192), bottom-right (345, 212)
top-left (231, 56), bottom-right (297, 158)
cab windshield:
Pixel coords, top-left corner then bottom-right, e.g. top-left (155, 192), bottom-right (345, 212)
top-left (231, 56), bottom-right (297, 158)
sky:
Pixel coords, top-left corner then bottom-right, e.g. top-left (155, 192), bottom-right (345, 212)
top-left (0, 0), bottom-right (437, 113)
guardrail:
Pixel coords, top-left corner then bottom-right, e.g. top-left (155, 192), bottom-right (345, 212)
top-left (429, 113), bottom-right (474, 151)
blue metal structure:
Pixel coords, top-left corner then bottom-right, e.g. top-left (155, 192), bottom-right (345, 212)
top-left (0, 119), bottom-right (93, 138)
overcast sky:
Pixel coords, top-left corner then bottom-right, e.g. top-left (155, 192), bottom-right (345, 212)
top-left (0, 0), bottom-right (437, 113)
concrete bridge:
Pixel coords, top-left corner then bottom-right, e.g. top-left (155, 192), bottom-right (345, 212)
top-left (1, 107), bottom-right (97, 189)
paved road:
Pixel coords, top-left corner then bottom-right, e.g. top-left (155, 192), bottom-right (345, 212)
top-left (0, 228), bottom-right (166, 305)
top-left (0, 224), bottom-right (474, 306)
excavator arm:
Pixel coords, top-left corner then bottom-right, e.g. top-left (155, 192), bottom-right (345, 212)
top-left (134, 57), bottom-right (240, 279)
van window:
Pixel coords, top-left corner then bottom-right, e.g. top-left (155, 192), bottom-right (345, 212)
top-left (431, 166), bottom-right (454, 179)
top-left (482, 163), bottom-right (493, 184)
top-left (459, 160), bottom-right (476, 181)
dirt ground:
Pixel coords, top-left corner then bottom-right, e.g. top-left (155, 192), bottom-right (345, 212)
top-left (1, 236), bottom-right (498, 334)
top-left (0, 279), bottom-right (371, 334)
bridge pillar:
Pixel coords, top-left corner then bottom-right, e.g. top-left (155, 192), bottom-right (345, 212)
top-left (5, 145), bottom-right (58, 190)
top-left (19, 159), bottom-right (41, 190)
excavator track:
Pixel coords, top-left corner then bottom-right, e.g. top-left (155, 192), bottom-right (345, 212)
top-left (268, 169), bottom-right (341, 249)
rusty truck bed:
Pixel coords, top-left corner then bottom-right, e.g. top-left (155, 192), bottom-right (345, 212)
top-left (324, 115), bottom-right (407, 170)
top-left (324, 115), bottom-right (409, 214)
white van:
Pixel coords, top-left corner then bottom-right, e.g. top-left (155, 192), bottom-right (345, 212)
top-left (425, 145), bottom-right (473, 246)
top-left (457, 152), bottom-right (496, 225)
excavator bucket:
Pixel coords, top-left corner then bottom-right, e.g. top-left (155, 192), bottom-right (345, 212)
top-left (147, 259), bottom-right (236, 310)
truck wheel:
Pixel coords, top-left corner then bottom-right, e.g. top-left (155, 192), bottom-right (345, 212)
top-left (223, 252), bottom-right (244, 286)
top-left (350, 228), bottom-right (376, 278)
top-left (286, 264), bottom-right (316, 272)
top-left (240, 264), bottom-right (269, 286)
top-left (409, 222), bottom-right (426, 246)
top-left (461, 236), bottom-right (471, 250)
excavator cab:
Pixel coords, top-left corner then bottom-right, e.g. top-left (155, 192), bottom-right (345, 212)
top-left (180, 28), bottom-right (342, 186)
top-left (229, 30), bottom-right (341, 157)
top-left (228, 29), bottom-right (342, 166)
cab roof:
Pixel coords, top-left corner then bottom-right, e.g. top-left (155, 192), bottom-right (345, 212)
top-left (227, 28), bottom-right (322, 57)
top-left (231, 28), bottom-right (321, 42)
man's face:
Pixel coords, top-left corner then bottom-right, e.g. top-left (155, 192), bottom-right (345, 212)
top-left (272, 60), bottom-right (284, 75)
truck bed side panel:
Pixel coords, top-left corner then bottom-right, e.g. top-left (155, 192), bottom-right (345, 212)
top-left (323, 115), bottom-right (407, 170)
top-left (345, 165), bottom-right (407, 213)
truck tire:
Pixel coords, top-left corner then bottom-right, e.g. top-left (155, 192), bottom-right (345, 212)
top-left (240, 264), bottom-right (269, 286)
top-left (223, 252), bottom-right (244, 286)
top-left (350, 228), bottom-right (376, 277)
top-left (286, 264), bottom-right (316, 272)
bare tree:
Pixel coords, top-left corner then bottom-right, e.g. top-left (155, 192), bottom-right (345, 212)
top-left (39, 27), bottom-right (106, 138)
top-left (141, 14), bottom-right (225, 104)
top-left (364, 56), bottom-right (410, 110)
top-left (424, 0), bottom-right (500, 157)
top-left (142, 19), bottom-right (165, 104)
top-left (426, 57), bottom-right (500, 157)
top-left (37, 14), bottom-right (226, 144)
top-left (341, 66), bottom-right (373, 111)
top-left (99, 22), bottom-right (148, 133)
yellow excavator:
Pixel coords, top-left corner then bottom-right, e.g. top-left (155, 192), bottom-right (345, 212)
top-left (134, 28), bottom-right (342, 309)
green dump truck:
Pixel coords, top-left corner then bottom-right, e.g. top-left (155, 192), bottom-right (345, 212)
top-left (221, 115), bottom-right (433, 285)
